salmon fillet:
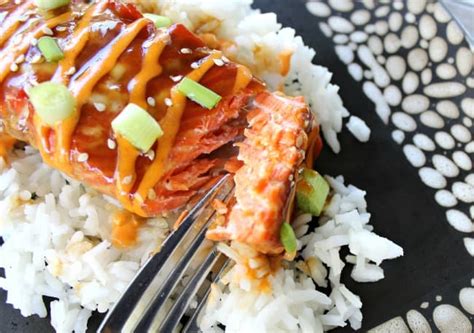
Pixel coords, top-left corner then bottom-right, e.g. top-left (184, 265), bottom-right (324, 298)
top-left (0, 0), bottom-right (322, 254)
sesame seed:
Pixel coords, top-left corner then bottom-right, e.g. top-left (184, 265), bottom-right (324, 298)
top-left (190, 62), bottom-right (199, 69)
top-left (180, 48), bottom-right (192, 54)
top-left (19, 15), bottom-right (29, 22)
top-left (29, 17), bottom-right (40, 25)
top-left (12, 35), bottom-right (22, 45)
top-left (19, 190), bottom-right (31, 201)
top-left (134, 193), bottom-right (144, 204)
top-left (77, 153), bottom-right (89, 162)
top-left (296, 134), bottom-right (304, 148)
top-left (148, 189), bottom-right (157, 200)
top-left (30, 38), bottom-right (37, 46)
top-left (107, 139), bottom-right (116, 150)
top-left (164, 97), bottom-right (173, 107)
top-left (213, 58), bottom-right (224, 66)
top-left (56, 26), bottom-right (67, 32)
top-left (31, 54), bottom-right (42, 64)
top-left (170, 75), bottom-right (183, 82)
top-left (65, 66), bottom-right (76, 76)
top-left (15, 54), bottom-right (25, 64)
top-left (145, 150), bottom-right (155, 160)
top-left (42, 27), bottom-right (54, 35)
top-left (94, 102), bottom-right (106, 112)
top-left (122, 175), bottom-right (133, 185)
top-left (147, 97), bottom-right (156, 107)
top-left (14, 0), bottom-right (21, 4)
top-left (221, 55), bottom-right (230, 63)
top-left (143, 40), bottom-right (153, 48)
top-left (10, 63), bottom-right (18, 72)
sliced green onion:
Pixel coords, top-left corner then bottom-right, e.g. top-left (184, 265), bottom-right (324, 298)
top-left (177, 77), bottom-right (222, 109)
top-left (143, 13), bottom-right (172, 28)
top-left (112, 103), bottom-right (163, 152)
top-left (35, 0), bottom-right (70, 10)
top-left (28, 82), bottom-right (75, 125)
top-left (280, 222), bottom-right (297, 253)
top-left (37, 37), bottom-right (64, 63)
top-left (296, 168), bottom-right (330, 217)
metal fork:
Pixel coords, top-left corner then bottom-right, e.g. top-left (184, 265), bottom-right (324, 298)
top-left (99, 174), bottom-right (234, 333)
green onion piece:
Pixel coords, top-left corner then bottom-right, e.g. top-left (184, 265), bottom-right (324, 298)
top-left (37, 37), bottom-right (64, 63)
top-left (177, 77), bottom-right (222, 109)
top-left (296, 168), bottom-right (330, 217)
top-left (280, 222), bottom-right (297, 253)
top-left (35, 0), bottom-right (70, 10)
top-left (143, 13), bottom-right (172, 28)
top-left (28, 82), bottom-right (75, 125)
top-left (112, 103), bottom-right (163, 152)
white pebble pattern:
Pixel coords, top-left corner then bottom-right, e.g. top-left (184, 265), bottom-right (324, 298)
top-left (306, 0), bottom-right (474, 267)
top-left (404, 144), bottom-right (426, 167)
top-left (452, 182), bottom-right (474, 203)
top-left (452, 151), bottom-right (472, 171)
top-left (420, 111), bottom-right (444, 129)
top-left (435, 132), bottom-right (455, 150)
top-left (392, 112), bottom-right (417, 132)
top-left (446, 210), bottom-right (474, 233)
top-left (402, 72), bottom-right (419, 94)
top-left (435, 190), bottom-right (457, 207)
top-left (419, 167), bottom-right (446, 189)
top-left (413, 133), bottom-right (435, 151)
top-left (450, 124), bottom-right (472, 143)
top-left (436, 100), bottom-right (459, 119)
top-left (432, 154), bottom-right (459, 178)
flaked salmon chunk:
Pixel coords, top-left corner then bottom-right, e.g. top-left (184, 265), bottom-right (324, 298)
top-left (208, 92), bottom-right (315, 254)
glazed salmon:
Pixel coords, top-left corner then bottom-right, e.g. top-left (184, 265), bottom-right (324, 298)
top-left (207, 92), bottom-right (315, 254)
top-left (0, 0), bottom-right (321, 254)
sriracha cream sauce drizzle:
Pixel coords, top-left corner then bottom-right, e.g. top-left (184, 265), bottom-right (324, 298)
top-left (0, 0), bottom-right (253, 217)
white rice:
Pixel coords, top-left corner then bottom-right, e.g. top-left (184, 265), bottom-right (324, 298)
top-left (0, 1), bottom-right (402, 332)
top-left (346, 116), bottom-right (371, 142)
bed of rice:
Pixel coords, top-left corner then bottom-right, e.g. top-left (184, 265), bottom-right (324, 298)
top-left (0, 0), bottom-right (399, 332)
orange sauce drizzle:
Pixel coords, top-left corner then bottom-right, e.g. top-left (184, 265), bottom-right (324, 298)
top-left (52, 2), bottom-right (108, 84)
top-left (32, 113), bottom-right (55, 165)
top-left (115, 135), bottom-right (141, 212)
top-left (0, 132), bottom-right (16, 160)
top-left (69, 18), bottom-right (149, 108)
top-left (233, 64), bottom-right (253, 93)
top-left (128, 33), bottom-right (168, 108)
top-left (0, 1), bottom-right (34, 48)
top-left (0, 11), bottom-right (72, 83)
top-left (111, 210), bottom-right (144, 248)
top-left (278, 50), bottom-right (293, 76)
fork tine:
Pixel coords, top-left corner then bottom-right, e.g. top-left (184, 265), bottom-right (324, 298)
top-left (137, 180), bottom-right (235, 332)
top-left (98, 174), bottom-right (233, 333)
top-left (134, 230), bottom-right (213, 331)
top-left (156, 251), bottom-right (228, 332)
top-left (181, 257), bottom-right (230, 333)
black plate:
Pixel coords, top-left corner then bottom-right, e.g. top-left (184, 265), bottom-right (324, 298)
top-left (1, 0), bottom-right (473, 332)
